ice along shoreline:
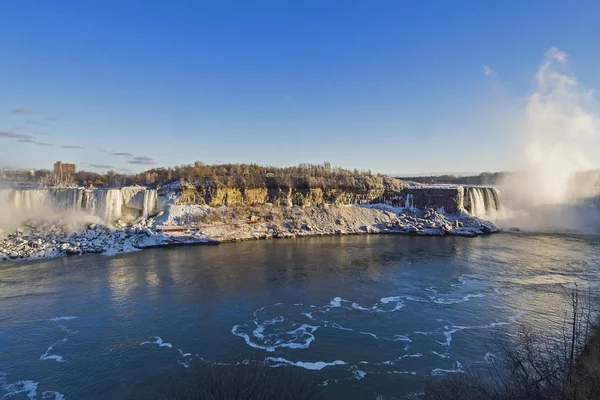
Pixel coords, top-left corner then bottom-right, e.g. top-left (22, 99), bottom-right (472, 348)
top-left (0, 203), bottom-right (498, 263)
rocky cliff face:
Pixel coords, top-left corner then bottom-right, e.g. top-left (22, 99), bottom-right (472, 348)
top-left (173, 181), bottom-right (470, 214)
top-left (403, 187), bottom-right (464, 213)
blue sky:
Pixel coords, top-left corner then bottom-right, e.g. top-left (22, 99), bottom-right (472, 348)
top-left (1, 1), bottom-right (599, 175)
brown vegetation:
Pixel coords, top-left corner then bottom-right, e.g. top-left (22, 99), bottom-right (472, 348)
top-left (65, 162), bottom-right (403, 192)
top-left (415, 287), bottom-right (600, 400)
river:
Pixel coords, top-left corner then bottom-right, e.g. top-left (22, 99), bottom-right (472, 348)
top-left (1, 233), bottom-right (599, 399)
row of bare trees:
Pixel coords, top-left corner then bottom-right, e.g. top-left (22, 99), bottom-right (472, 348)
top-left (36, 162), bottom-right (400, 191)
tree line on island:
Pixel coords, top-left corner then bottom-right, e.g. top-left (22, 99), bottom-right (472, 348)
top-left (35, 162), bottom-right (404, 192)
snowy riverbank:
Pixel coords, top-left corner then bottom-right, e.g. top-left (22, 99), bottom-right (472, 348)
top-left (0, 204), bottom-right (498, 262)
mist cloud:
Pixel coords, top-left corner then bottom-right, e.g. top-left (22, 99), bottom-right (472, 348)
top-left (495, 46), bottom-right (600, 234)
top-left (36, 142), bottom-right (54, 146)
top-left (61, 145), bottom-right (84, 149)
top-left (111, 152), bottom-right (133, 157)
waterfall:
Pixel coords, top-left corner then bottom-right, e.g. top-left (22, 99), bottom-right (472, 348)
top-left (84, 189), bottom-right (124, 222)
top-left (404, 193), bottom-right (414, 210)
top-left (142, 189), bottom-right (159, 218)
top-left (9, 189), bottom-right (84, 213)
top-left (464, 187), bottom-right (501, 217)
top-left (0, 187), bottom-right (161, 226)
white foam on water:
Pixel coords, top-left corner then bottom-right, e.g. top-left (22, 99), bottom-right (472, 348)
top-left (325, 322), bottom-right (354, 332)
top-left (432, 351), bottom-right (450, 359)
top-left (265, 357), bottom-right (346, 371)
top-left (429, 292), bottom-right (486, 305)
top-left (482, 352), bottom-right (496, 364)
top-left (351, 303), bottom-right (376, 311)
top-left (387, 371), bottom-right (417, 375)
top-left (301, 312), bottom-right (314, 320)
top-left (40, 315), bottom-right (78, 363)
top-left (392, 334), bottom-right (412, 343)
top-left (399, 353), bottom-right (423, 359)
top-left (42, 391), bottom-right (65, 400)
top-left (231, 323), bottom-right (318, 352)
top-left (436, 311), bottom-right (527, 349)
top-left (359, 331), bottom-right (379, 339)
top-left (0, 373), bottom-right (38, 400)
top-left (48, 316), bottom-right (77, 322)
top-left (352, 368), bottom-right (367, 380)
top-left (431, 360), bottom-right (464, 376)
top-left (40, 338), bottom-right (67, 363)
top-left (457, 274), bottom-right (488, 285)
top-left (177, 349), bottom-right (193, 368)
top-left (437, 326), bottom-right (468, 348)
top-left (329, 297), bottom-right (343, 308)
top-left (140, 336), bottom-right (173, 348)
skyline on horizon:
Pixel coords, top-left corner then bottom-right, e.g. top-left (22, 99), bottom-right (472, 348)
top-left (1, 1), bottom-right (600, 175)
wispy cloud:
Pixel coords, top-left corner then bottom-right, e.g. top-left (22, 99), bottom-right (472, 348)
top-left (118, 168), bottom-right (132, 173)
top-left (26, 120), bottom-right (46, 126)
top-left (0, 131), bottom-right (35, 141)
top-left (12, 108), bottom-right (33, 114)
top-left (111, 152), bottom-right (133, 157)
top-left (61, 145), bottom-right (84, 149)
top-left (17, 138), bottom-right (37, 143)
top-left (36, 142), bottom-right (54, 146)
top-left (89, 164), bottom-right (114, 169)
top-left (483, 65), bottom-right (498, 78)
top-left (128, 156), bottom-right (156, 165)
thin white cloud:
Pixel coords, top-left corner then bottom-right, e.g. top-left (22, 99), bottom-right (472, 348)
top-left (26, 120), bottom-right (46, 126)
top-left (0, 131), bottom-right (35, 141)
top-left (128, 156), bottom-right (156, 165)
top-left (12, 108), bottom-right (33, 114)
top-left (483, 65), bottom-right (498, 78)
top-left (89, 164), bottom-right (114, 169)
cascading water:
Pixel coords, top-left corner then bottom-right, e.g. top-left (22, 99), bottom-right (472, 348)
top-left (0, 187), bottom-right (161, 228)
top-left (84, 189), bottom-right (124, 223)
top-left (142, 190), bottom-right (159, 218)
top-left (464, 187), bottom-right (502, 217)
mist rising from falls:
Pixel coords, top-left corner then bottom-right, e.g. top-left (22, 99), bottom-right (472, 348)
top-left (497, 47), bottom-right (600, 234)
top-left (0, 187), bottom-right (161, 233)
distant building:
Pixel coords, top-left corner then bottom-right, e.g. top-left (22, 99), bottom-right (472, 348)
top-left (53, 161), bottom-right (76, 177)
top-left (0, 169), bottom-right (34, 181)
